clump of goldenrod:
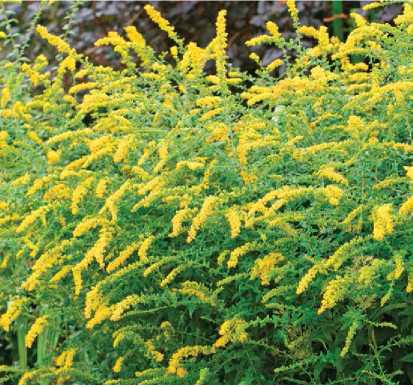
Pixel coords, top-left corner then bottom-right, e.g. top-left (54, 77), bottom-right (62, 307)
top-left (1, 3), bottom-right (413, 385)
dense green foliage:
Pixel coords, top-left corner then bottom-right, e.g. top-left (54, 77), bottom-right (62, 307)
top-left (1, 1), bottom-right (413, 384)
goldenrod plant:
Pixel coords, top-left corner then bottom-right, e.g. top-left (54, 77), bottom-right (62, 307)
top-left (1, 1), bottom-right (413, 384)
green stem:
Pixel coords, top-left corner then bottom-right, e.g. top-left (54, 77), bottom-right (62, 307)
top-left (17, 320), bottom-right (27, 370)
top-left (331, 0), bottom-right (344, 41)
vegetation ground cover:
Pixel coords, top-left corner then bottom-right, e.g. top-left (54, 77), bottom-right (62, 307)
top-left (1, 1), bottom-right (413, 384)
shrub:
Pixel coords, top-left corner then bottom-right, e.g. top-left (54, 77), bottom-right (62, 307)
top-left (1, 1), bottom-right (413, 384)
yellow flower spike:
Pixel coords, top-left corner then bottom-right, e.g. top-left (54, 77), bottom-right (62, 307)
top-left (16, 205), bottom-right (50, 234)
top-left (72, 266), bottom-right (83, 296)
top-left (372, 204), bottom-right (394, 241)
top-left (249, 52), bottom-right (260, 64)
top-left (46, 150), bottom-right (60, 165)
top-left (399, 196), bottom-right (413, 217)
top-left (36, 25), bottom-right (73, 54)
top-left (317, 276), bottom-right (349, 315)
top-left (296, 263), bottom-right (320, 295)
top-left (214, 10), bottom-right (228, 82)
top-left (322, 185), bottom-right (343, 206)
top-left (11, 173), bottom-right (31, 187)
top-left (227, 242), bottom-right (256, 269)
top-left (124, 25), bottom-right (153, 66)
top-left (225, 208), bottom-right (241, 238)
top-left (25, 316), bottom-right (48, 348)
top-left (351, 12), bottom-right (367, 27)
top-left (245, 35), bottom-right (273, 47)
top-left (95, 178), bottom-right (109, 199)
top-left (187, 196), bottom-right (219, 243)
top-left (144, 5), bottom-right (182, 45)
top-left (86, 305), bottom-right (113, 330)
top-left (340, 320), bottom-right (361, 357)
top-left (50, 265), bottom-right (72, 283)
top-left (266, 58), bottom-right (283, 72)
top-left (71, 177), bottom-right (94, 215)
top-left (315, 166), bottom-right (348, 186)
top-left (386, 253), bottom-right (404, 281)
top-left (362, 2), bottom-right (382, 11)
top-left (107, 241), bottom-right (141, 273)
top-left (169, 208), bottom-right (193, 237)
top-left (286, 0), bottom-right (299, 24)
top-left (54, 349), bottom-right (76, 370)
top-left (167, 345), bottom-right (215, 378)
top-left (250, 252), bottom-right (285, 285)
top-left (160, 265), bottom-right (183, 288)
top-left (111, 295), bottom-right (142, 321)
top-left (112, 356), bottom-right (124, 373)
top-left (145, 340), bottom-right (164, 363)
top-left (0, 31), bottom-right (6, 39)
top-left (0, 87), bottom-right (10, 108)
top-left (199, 107), bottom-right (223, 122)
top-left (196, 96), bottom-right (221, 108)
top-left (138, 235), bottom-right (155, 261)
top-left (0, 298), bottom-right (26, 332)
top-left (266, 21), bottom-right (281, 39)
top-left (213, 318), bottom-right (248, 348)
top-left (18, 371), bottom-right (34, 385)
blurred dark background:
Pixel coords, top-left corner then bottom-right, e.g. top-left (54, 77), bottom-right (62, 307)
top-left (1, 1), bottom-right (404, 71)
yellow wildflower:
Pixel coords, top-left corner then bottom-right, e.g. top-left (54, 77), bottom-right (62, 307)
top-left (296, 263), bottom-right (320, 295)
top-left (16, 205), bottom-right (50, 233)
top-left (54, 349), bottom-right (76, 370)
top-left (36, 25), bottom-right (73, 54)
top-left (266, 58), bottom-right (283, 72)
top-left (226, 208), bottom-right (241, 238)
top-left (199, 108), bottom-right (223, 122)
top-left (372, 204), bottom-right (393, 241)
top-left (71, 177), bottom-right (94, 215)
top-left (399, 196), bottom-right (413, 217)
top-left (111, 295), bottom-right (142, 321)
top-left (25, 316), bottom-right (48, 348)
top-left (0, 298), bottom-right (26, 332)
top-left (43, 184), bottom-right (70, 201)
top-left (315, 166), bottom-right (348, 186)
top-left (249, 52), bottom-right (260, 64)
top-left (138, 235), bottom-right (155, 261)
top-left (187, 196), bottom-right (219, 243)
top-left (96, 178), bottom-right (109, 199)
top-left (144, 5), bottom-right (181, 44)
top-left (72, 266), bottom-right (82, 296)
top-left (250, 252), bottom-right (284, 285)
top-left (107, 242), bottom-right (141, 273)
top-left (340, 320), bottom-right (361, 357)
top-left (227, 242), bottom-right (255, 269)
top-left (386, 253), bottom-right (404, 281)
top-left (112, 356), bottom-right (124, 373)
top-left (287, 0), bottom-right (299, 24)
top-left (214, 10), bottom-right (228, 81)
top-left (145, 340), bottom-right (164, 363)
top-left (1, 87), bottom-right (10, 108)
top-left (11, 173), bottom-right (31, 187)
top-left (160, 264), bottom-right (190, 288)
top-left (322, 185), bottom-right (343, 206)
top-left (177, 281), bottom-right (215, 305)
top-left (50, 265), bottom-right (72, 283)
top-left (86, 305), bottom-right (112, 330)
top-left (167, 345), bottom-right (214, 378)
top-left (213, 318), bottom-right (248, 348)
top-left (317, 276), bottom-right (349, 314)
top-left (169, 208), bottom-right (193, 237)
